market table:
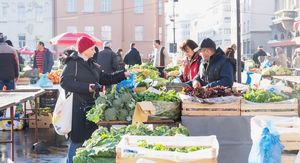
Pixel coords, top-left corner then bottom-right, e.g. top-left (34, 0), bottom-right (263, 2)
top-left (0, 89), bottom-right (46, 162)
top-left (272, 76), bottom-right (300, 86)
top-left (182, 116), bottom-right (252, 163)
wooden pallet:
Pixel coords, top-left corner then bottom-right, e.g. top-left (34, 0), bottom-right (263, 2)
top-left (241, 99), bottom-right (298, 116)
top-left (116, 135), bottom-right (218, 163)
top-left (182, 99), bottom-right (241, 116)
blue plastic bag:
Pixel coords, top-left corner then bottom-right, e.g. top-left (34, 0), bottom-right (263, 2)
top-left (116, 73), bottom-right (135, 91)
top-left (249, 122), bottom-right (284, 163)
top-left (36, 73), bottom-right (53, 88)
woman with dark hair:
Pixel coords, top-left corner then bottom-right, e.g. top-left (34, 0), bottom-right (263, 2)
top-left (225, 45), bottom-right (237, 81)
top-left (116, 48), bottom-right (125, 70)
top-left (179, 39), bottom-right (201, 82)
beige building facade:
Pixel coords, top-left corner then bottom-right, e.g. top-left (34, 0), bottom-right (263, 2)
top-left (55, 0), bottom-right (166, 59)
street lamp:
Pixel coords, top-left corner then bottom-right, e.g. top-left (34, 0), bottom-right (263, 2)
top-left (169, 0), bottom-right (178, 53)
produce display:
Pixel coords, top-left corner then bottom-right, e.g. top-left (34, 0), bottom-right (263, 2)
top-left (86, 88), bottom-right (136, 123)
top-left (261, 65), bottom-right (292, 76)
top-left (135, 90), bottom-right (180, 102)
top-left (129, 63), bottom-right (159, 82)
top-left (47, 70), bottom-right (62, 84)
top-left (183, 86), bottom-right (242, 99)
top-left (137, 139), bottom-right (206, 153)
top-left (165, 65), bottom-right (180, 77)
top-left (243, 88), bottom-right (286, 103)
top-left (73, 124), bottom-right (189, 163)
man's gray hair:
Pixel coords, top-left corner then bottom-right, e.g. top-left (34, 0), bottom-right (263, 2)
top-left (104, 41), bottom-right (111, 48)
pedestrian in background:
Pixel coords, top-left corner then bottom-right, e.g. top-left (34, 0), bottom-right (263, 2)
top-left (293, 48), bottom-right (300, 69)
top-left (6, 40), bottom-right (24, 71)
top-left (96, 41), bottom-right (118, 74)
top-left (116, 48), bottom-right (125, 71)
top-left (152, 39), bottom-right (170, 77)
top-left (274, 47), bottom-right (288, 68)
top-left (33, 41), bottom-right (54, 73)
top-left (124, 43), bottom-right (142, 66)
top-left (225, 45), bottom-right (237, 81)
top-left (252, 46), bottom-right (267, 68)
top-left (0, 33), bottom-right (19, 90)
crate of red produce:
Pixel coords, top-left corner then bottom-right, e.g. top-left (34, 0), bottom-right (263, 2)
top-left (241, 89), bottom-right (298, 116)
top-left (181, 86), bottom-right (242, 116)
top-left (116, 135), bottom-right (219, 163)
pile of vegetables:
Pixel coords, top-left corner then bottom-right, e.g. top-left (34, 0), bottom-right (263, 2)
top-left (86, 88), bottom-right (136, 123)
top-left (130, 64), bottom-right (159, 82)
top-left (135, 90), bottom-right (180, 102)
top-left (47, 70), bottom-right (62, 84)
top-left (165, 65), bottom-right (180, 77)
top-left (183, 86), bottom-right (242, 99)
top-left (73, 124), bottom-right (189, 163)
top-left (243, 88), bottom-right (286, 103)
top-left (261, 65), bottom-right (292, 76)
top-left (137, 140), bottom-right (206, 153)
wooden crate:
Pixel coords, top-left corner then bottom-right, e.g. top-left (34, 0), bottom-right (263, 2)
top-left (116, 135), bottom-right (219, 163)
top-left (251, 116), bottom-right (300, 151)
top-left (16, 77), bottom-right (30, 85)
top-left (241, 99), bottom-right (298, 116)
top-left (282, 153), bottom-right (298, 163)
top-left (181, 96), bottom-right (241, 116)
top-left (29, 113), bottom-right (52, 128)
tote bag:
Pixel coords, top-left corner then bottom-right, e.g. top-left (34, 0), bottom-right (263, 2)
top-left (52, 62), bottom-right (77, 136)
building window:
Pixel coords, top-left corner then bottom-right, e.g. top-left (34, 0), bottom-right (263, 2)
top-left (281, 33), bottom-right (284, 40)
top-left (101, 0), bottom-right (112, 12)
top-left (18, 5), bottom-right (25, 23)
top-left (243, 22), bottom-right (246, 33)
top-left (35, 6), bottom-right (43, 22)
top-left (0, 3), bottom-right (8, 22)
top-left (67, 0), bottom-right (77, 12)
top-left (67, 26), bottom-right (77, 32)
top-left (224, 5), bottom-right (231, 12)
top-left (243, 41), bottom-right (246, 54)
top-left (135, 26), bottom-right (144, 41)
top-left (224, 28), bottom-right (231, 34)
top-left (101, 25), bottom-right (111, 41)
top-left (296, 31), bottom-right (300, 37)
top-left (224, 17), bottom-right (231, 23)
top-left (134, 0), bottom-right (144, 14)
top-left (84, 26), bottom-right (94, 35)
top-left (84, 0), bottom-right (94, 12)
top-left (274, 34), bottom-right (278, 40)
top-left (158, 0), bottom-right (163, 15)
top-left (18, 34), bottom-right (26, 48)
top-left (247, 20), bottom-right (250, 32)
top-left (246, 40), bottom-right (250, 54)
top-left (159, 26), bottom-right (162, 41)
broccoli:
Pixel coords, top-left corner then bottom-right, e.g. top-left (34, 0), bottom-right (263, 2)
top-left (104, 108), bottom-right (118, 121)
top-left (117, 109), bottom-right (128, 121)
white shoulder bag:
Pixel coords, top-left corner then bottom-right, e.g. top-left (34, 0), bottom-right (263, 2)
top-left (52, 62), bottom-right (77, 136)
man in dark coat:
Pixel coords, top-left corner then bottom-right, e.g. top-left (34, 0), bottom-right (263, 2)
top-left (124, 43), bottom-right (142, 66)
top-left (60, 36), bottom-right (130, 163)
top-left (252, 45), bottom-right (267, 67)
top-left (33, 41), bottom-right (54, 73)
top-left (193, 38), bottom-right (234, 88)
top-left (0, 33), bottom-right (19, 90)
top-left (96, 41), bottom-right (118, 74)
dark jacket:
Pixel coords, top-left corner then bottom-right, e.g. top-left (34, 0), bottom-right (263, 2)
top-left (116, 52), bottom-right (125, 71)
top-left (96, 47), bottom-right (118, 73)
top-left (60, 52), bottom-right (126, 143)
top-left (0, 42), bottom-right (19, 80)
top-left (252, 49), bottom-right (267, 66)
top-left (228, 58), bottom-right (237, 81)
top-left (33, 48), bottom-right (54, 74)
top-left (124, 48), bottom-right (142, 66)
top-left (194, 48), bottom-right (234, 88)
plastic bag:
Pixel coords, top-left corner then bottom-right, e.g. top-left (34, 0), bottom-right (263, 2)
top-left (36, 73), bottom-right (53, 87)
top-left (116, 73), bottom-right (135, 91)
top-left (249, 121), bottom-right (284, 163)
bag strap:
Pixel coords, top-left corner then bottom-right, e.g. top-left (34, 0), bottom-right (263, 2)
top-left (74, 61), bottom-right (78, 81)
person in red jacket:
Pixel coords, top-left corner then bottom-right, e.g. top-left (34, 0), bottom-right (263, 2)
top-left (179, 39), bottom-right (201, 82)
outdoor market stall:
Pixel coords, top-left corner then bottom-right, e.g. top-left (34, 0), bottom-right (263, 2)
top-left (0, 89), bottom-right (45, 162)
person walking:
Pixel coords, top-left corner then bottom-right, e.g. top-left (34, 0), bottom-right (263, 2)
top-left (6, 40), bottom-right (24, 71)
top-left (96, 41), bottom-right (118, 74)
top-left (124, 43), bottom-right (142, 66)
top-left (152, 40), bottom-right (170, 77)
top-left (179, 39), bottom-right (201, 82)
top-left (0, 33), bottom-right (19, 90)
top-left (116, 48), bottom-right (125, 71)
top-left (193, 38), bottom-right (234, 88)
top-left (224, 45), bottom-right (237, 81)
top-left (292, 48), bottom-right (300, 69)
top-left (274, 47), bottom-right (288, 68)
top-left (60, 36), bottom-right (130, 163)
top-left (33, 41), bottom-right (54, 73)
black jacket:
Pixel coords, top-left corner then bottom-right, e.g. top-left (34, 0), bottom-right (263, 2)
top-left (194, 48), bottom-right (234, 88)
top-left (0, 43), bottom-right (19, 80)
top-left (252, 49), bottom-right (267, 66)
top-left (96, 47), bottom-right (118, 73)
top-left (60, 52), bottom-right (126, 143)
top-left (124, 48), bottom-right (142, 66)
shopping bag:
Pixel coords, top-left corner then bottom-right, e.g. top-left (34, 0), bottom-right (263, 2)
top-left (52, 88), bottom-right (73, 136)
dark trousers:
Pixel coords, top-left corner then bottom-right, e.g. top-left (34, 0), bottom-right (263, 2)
top-left (156, 67), bottom-right (165, 78)
top-left (0, 80), bottom-right (15, 90)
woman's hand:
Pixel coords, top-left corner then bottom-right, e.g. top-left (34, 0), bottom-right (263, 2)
top-left (124, 71), bottom-right (131, 78)
top-left (192, 80), bottom-right (202, 89)
top-left (89, 84), bottom-right (96, 92)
